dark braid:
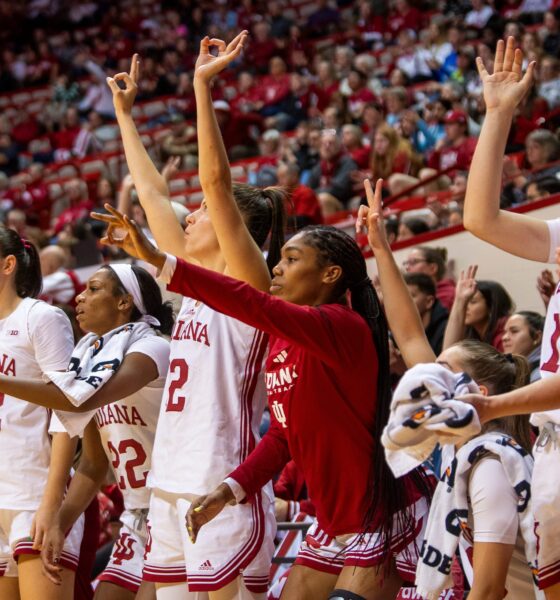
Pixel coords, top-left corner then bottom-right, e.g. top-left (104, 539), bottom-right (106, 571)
top-left (300, 225), bottom-right (431, 561)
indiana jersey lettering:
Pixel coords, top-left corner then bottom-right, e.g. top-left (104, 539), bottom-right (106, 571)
top-left (93, 333), bottom-right (169, 510)
top-left (148, 296), bottom-right (268, 496)
top-left (0, 299), bottom-right (73, 510)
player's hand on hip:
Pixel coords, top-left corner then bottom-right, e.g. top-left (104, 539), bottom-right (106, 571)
top-left (194, 31), bottom-right (248, 85)
top-left (478, 37), bottom-right (535, 114)
top-left (91, 204), bottom-right (166, 269)
top-left (106, 54), bottom-right (140, 115)
top-left (186, 483), bottom-right (235, 543)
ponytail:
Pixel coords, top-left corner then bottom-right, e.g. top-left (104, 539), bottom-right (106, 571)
top-left (301, 225), bottom-right (432, 560)
top-left (456, 340), bottom-right (532, 452)
top-left (0, 227), bottom-right (42, 298)
top-left (232, 182), bottom-right (287, 275)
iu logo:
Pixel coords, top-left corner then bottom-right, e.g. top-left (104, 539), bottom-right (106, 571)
top-left (271, 400), bottom-right (288, 428)
top-left (113, 532), bottom-right (136, 565)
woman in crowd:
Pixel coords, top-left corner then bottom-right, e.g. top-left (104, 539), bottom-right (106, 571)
top-left (358, 177), bottom-right (541, 599)
top-left (0, 262), bottom-right (172, 600)
top-left (502, 311), bottom-right (545, 381)
top-left (0, 228), bottom-right (80, 600)
top-left (101, 35), bottom-right (283, 599)
top-left (98, 182), bottom-right (431, 600)
top-left (443, 266), bottom-right (513, 352)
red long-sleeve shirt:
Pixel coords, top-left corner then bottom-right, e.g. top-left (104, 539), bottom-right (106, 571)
top-left (167, 258), bottom-right (380, 536)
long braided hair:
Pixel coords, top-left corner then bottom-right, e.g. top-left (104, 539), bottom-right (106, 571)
top-left (300, 225), bottom-right (430, 559)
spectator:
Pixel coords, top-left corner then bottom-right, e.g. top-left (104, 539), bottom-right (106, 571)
top-left (537, 54), bottom-right (560, 109)
top-left (443, 267), bottom-right (514, 352)
top-left (345, 68), bottom-right (377, 120)
top-left (268, 1), bottom-right (293, 39)
top-left (53, 178), bottom-right (93, 234)
top-left (397, 217), bottom-right (431, 241)
top-left (465, 0), bottom-right (496, 28)
top-left (39, 244), bottom-right (83, 308)
top-left (214, 100), bottom-right (262, 160)
top-left (404, 272), bottom-right (449, 354)
top-left (0, 133), bottom-right (19, 176)
top-left (502, 311), bottom-right (545, 381)
top-left (525, 176), bottom-right (560, 202)
top-left (160, 116), bottom-right (198, 168)
top-left (311, 60), bottom-right (340, 113)
top-left (341, 124), bottom-right (370, 169)
top-left (369, 123), bottom-right (413, 182)
top-left (306, 0), bottom-right (340, 37)
top-left (260, 57), bottom-right (292, 117)
top-left (246, 21), bottom-right (278, 73)
top-left (541, 9), bottom-right (560, 56)
top-left (403, 245), bottom-right (456, 310)
top-left (386, 0), bottom-right (424, 38)
top-left (394, 29), bottom-right (433, 84)
top-left (276, 161), bottom-right (323, 228)
top-left (77, 56), bottom-right (115, 119)
top-left (384, 86), bottom-right (408, 127)
top-left (307, 129), bottom-right (357, 216)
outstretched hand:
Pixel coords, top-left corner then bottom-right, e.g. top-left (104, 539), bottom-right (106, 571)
top-left (356, 179), bottom-right (388, 252)
top-left (455, 264), bottom-right (479, 304)
top-left (186, 483), bottom-right (234, 543)
top-left (90, 204), bottom-right (165, 268)
top-left (106, 54), bottom-right (139, 115)
top-left (194, 31), bottom-right (248, 84)
top-left (477, 36), bottom-right (536, 113)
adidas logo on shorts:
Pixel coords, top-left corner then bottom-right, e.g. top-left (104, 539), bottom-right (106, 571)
top-left (199, 560), bottom-right (214, 571)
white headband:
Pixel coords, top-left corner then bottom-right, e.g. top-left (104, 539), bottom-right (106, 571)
top-left (109, 264), bottom-right (161, 327)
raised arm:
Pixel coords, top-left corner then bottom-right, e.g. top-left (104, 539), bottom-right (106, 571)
top-left (106, 56), bottom-right (187, 259)
top-left (463, 37), bottom-right (549, 262)
top-left (357, 179), bottom-right (435, 366)
top-left (193, 33), bottom-right (272, 291)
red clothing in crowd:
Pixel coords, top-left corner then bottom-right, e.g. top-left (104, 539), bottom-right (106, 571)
top-left (348, 87), bottom-right (377, 116)
top-left (167, 258), bottom-right (420, 536)
top-left (349, 145), bottom-right (371, 169)
top-left (428, 137), bottom-right (478, 174)
top-left (289, 184), bottom-right (323, 224)
top-left (436, 278), bottom-right (456, 312)
top-left (54, 199), bottom-right (94, 233)
top-left (50, 126), bottom-right (80, 150)
top-left (259, 74), bottom-right (291, 107)
top-left (310, 81), bottom-right (340, 112)
top-left (386, 6), bottom-right (424, 35)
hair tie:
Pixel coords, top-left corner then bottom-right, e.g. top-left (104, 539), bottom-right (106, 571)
top-left (20, 237), bottom-right (31, 250)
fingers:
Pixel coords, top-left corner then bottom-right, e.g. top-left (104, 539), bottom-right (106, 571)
top-left (502, 36), bottom-right (516, 73)
top-left (199, 36), bottom-right (211, 55)
top-left (364, 178), bottom-right (383, 213)
top-left (521, 60), bottom-right (537, 92)
top-left (103, 203), bottom-right (128, 220)
top-left (113, 72), bottom-right (136, 89)
top-left (106, 76), bottom-right (120, 94)
top-left (89, 211), bottom-right (120, 225)
top-left (493, 38), bottom-right (505, 74)
top-left (129, 53), bottom-right (140, 83)
top-left (209, 38), bottom-right (227, 54)
top-left (225, 30), bottom-right (248, 53)
top-left (475, 56), bottom-right (489, 80)
top-left (32, 527), bottom-right (44, 550)
top-left (356, 205), bottom-right (369, 234)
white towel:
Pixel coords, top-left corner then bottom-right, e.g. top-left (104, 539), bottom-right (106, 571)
top-left (415, 432), bottom-right (537, 600)
top-left (382, 363), bottom-right (481, 477)
top-left (45, 322), bottom-right (154, 437)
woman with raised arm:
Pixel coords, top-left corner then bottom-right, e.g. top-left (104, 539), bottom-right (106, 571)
top-left (0, 262), bottom-right (172, 600)
top-left (94, 198), bottom-right (431, 600)
top-left (358, 181), bottom-right (543, 600)
top-left (462, 37), bottom-right (560, 599)
top-left (0, 228), bottom-right (82, 600)
top-left (103, 33), bottom-right (284, 600)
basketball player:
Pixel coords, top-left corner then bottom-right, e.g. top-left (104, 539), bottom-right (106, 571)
top-left (94, 200), bottom-right (431, 600)
top-left (98, 34), bottom-right (284, 599)
top-left (0, 228), bottom-right (81, 600)
top-left (0, 263), bottom-right (172, 600)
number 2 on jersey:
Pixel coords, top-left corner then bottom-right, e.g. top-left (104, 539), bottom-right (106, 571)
top-left (542, 314), bottom-right (560, 373)
top-left (166, 358), bottom-right (188, 412)
top-left (107, 439), bottom-right (148, 489)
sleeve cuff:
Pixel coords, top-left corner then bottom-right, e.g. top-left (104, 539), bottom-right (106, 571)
top-left (223, 477), bottom-right (246, 504)
top-left (157, 253), bottom-right (178, 285)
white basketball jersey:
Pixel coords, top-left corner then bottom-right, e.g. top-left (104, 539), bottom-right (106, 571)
top-left (533, 280), bottom-right (560, 427)
top-left (149, 297), bottom-right (268, 495)
top-left (0, 298), bottom-right (74, 510)
top-left (93, 334), bottom-right (169, 509)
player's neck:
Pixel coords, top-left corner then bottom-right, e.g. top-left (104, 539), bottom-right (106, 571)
top-left (0, 285), bottom-right (23, 320)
